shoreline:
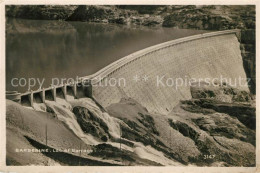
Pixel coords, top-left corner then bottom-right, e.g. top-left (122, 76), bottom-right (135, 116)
top-left (6, 5), bottom-right (255, 30)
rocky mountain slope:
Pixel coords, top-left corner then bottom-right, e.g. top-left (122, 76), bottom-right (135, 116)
top-left (6, 83), bottom-right (255, 166)
top-left (6, 5), bottom-right (255, 30)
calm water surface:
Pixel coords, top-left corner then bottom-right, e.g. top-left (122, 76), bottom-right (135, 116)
top-left (6, 18), bottom-right (207, 92)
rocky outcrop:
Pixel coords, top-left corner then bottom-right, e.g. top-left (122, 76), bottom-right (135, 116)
top-left (168, 83), bottom-right (255, 166)
top-left (66, 5), bottom-right (111, 22)
top-left (66, 5), bottom-right (163, 26)
top-left (162, 6), bottom-right (255, 30)
top-left (73, 106), bottom-right (110, 142)
top-left (188, 82), bottom-right (255, 130)
top-left (190, 81), bottom-right (254, 103)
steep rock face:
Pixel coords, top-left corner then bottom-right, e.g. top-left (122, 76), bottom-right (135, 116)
top-left (240, 29), bottom-right (256, 94)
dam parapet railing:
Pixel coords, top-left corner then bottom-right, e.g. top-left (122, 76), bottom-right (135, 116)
top-left (6, 29), bottom-right (241, 108)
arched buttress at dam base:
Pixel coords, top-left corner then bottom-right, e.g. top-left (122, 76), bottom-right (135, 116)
top-left (12, 30), bottom-right (249, 115)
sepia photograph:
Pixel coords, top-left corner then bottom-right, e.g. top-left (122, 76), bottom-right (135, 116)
top-left (1, 2), bottom-right (258, 172)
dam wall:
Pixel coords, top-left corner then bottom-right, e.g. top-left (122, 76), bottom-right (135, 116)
top-left (90, 30), bottom-right (248, 114)
top-left (12, 30), bottom-right (249, 115)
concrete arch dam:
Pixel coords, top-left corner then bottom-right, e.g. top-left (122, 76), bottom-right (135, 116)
top-left (16, 30), bottom-right (248, 115)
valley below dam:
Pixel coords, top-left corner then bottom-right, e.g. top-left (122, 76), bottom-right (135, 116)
top-left (6, 81), bottom-right (256, 166)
